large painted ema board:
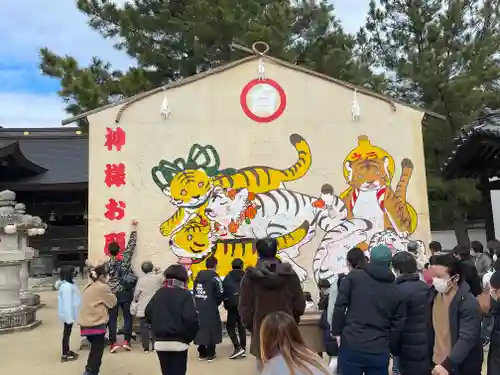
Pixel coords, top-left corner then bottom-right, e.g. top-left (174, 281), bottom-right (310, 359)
top-left (83, 50), bottom-right (431, 289)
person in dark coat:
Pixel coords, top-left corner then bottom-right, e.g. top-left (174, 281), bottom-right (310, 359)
top-left (332, 245), bottom-right (406, 375)
top-left (429, 253), bottom-right (483, 375)
top-left (238, 238), bottom-right (305, 369)
top-left (193, 257), bottom-right (223, 362)
top-left (391, 251), bottom-right (432, 375)
top-left (145, 265), bottom-right (199, 375)
top-left (453, 245), bottom-right (482, 296)
top-left (488, 271), bottom-right (500, 375)
top-left (222, 258), bottom-right (246, 359)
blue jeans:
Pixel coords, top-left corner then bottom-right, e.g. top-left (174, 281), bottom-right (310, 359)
top-left (339, 343), bottom-right (390, 375)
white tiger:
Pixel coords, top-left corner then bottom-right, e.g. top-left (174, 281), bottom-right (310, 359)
top-left (204, 185), bottom-right (348, 281)
top-left (368, 229), bottom-right (425, 255)
top-left (312, 218), bottom-right (372, 284)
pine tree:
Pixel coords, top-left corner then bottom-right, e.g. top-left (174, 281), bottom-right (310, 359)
top-left (40, 0), bottom-right (381, 128)
top-left (360, 0), bottom-right (500, 244)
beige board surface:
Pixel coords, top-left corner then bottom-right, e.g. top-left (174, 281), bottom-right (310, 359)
top-left (87, 57), bottom-right (430, 292)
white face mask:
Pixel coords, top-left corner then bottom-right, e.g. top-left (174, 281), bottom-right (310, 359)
top-left (470, 250), bottom-right (476, 257)
top-left (494, 254), bottom-right (498, 262)
top-left (433, 277), bottom-right (450, 293)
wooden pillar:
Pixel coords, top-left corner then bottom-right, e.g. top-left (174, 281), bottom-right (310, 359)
top-left (480, 173), bottom-right (496, 241)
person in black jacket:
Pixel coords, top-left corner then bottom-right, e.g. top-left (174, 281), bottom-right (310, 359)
top-left (193, 257), bottom-right (224, 362)
top-left (333, 245), bottom-right (405, 375)
top-left (144, 265), bottom-right (199, 375)
top-left (453, 244), bottom-right (482, 296)
top-left (488, 271), bottom-right (500, 375)
top-left (222, 258), bottom-right (246, 359)
top-left (429, 253), bottom-right (482, 375)
top-left (391, 251), bottom-right (431, 375)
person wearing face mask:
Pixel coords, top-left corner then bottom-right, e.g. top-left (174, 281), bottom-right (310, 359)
top-left (487, 271), bottom-right (500, 374)
top-left (391, 252), bottom-right (431, 375)
top-left (470, 241), bottom-right (492, 279)
top-left (429, 253), bottom-right (483, 375)
top-left (452, 245), bottom-right (482, 297)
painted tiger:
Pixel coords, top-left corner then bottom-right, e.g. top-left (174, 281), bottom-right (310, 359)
top-left (169, 218), bottom-right (311, 285)
top-left (312, 218), bottom-right (372, 284)
top-left (368, 229), bottom-right (425, 255)
top-left (340, 135), bottom-right (418, 250)
top-left (204, 184), bottom-right (347, 280)
top-left (153, 134), bottom-right (312, 237)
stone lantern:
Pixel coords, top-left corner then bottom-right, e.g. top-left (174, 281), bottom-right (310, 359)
top-left (0, 190), bottom-right (46, 333)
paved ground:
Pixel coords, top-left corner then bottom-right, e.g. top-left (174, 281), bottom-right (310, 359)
top-left (0, 285), bottom-right (489, 375)
top-left (0, 289), bottom-right (256, 375)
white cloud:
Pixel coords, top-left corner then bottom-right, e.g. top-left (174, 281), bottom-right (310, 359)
top-left (0, 93), bottom-right (70, 128)
top-left (0, 0), bottom-right (368, 128)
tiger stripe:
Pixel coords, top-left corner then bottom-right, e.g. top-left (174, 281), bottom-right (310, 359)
top-left (160, 207), bottom-right (186, 237)
top-left (212, 134), bottom-right (311, 193)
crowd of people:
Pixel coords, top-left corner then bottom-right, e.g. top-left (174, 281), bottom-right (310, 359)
top-left (54, 220), bottom-right (500, 375)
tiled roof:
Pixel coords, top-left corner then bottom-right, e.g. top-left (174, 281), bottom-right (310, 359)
top-left (442, 108), bottom-right (500, 179)
top-left (0, 128), bottom-right (88, 187)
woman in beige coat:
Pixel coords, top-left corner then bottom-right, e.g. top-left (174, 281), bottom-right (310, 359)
top-left (132, 261), bottom-right (164, 352)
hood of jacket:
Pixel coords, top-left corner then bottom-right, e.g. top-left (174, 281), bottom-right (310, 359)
top-left (226, 269), bottom-right (245, 283)
top-left (361, 263), bottom-right (395, 283)
top-left (395, 273), bottom-right (420, 284)
top-left (195, 269), bottom-right (218, 283)
top-left (246, 258), bottom-right (295, 289)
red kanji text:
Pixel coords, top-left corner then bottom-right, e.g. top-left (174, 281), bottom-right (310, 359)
top-left (103, 232), bottom-right (126, 257)
top-left (104, 127), bottom-right (126, 151)
top-left (351, 152), bottom-right (362, 160)
top-left (104, 198), bottom-right (126, 221)
top-left (105, 163), bottom-right (126, 187)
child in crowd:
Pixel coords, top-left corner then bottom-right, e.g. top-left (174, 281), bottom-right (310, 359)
top-left (78, 263), bottom-right (117, 375)
top-left (145, 265), bottom-right (199, 375)
top-left (132, 261), bottom-right (164, 353)
top-left (57, 265), bottom-right (81, 362)
top-left (260, 311), bottom-right (331, 375)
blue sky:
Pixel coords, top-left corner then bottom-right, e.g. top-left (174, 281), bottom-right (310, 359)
top-left (0, 0), bottom-right (369, 128)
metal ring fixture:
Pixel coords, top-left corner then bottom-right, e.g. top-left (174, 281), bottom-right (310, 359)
top-left (252, 41), bottom-right (270, 55)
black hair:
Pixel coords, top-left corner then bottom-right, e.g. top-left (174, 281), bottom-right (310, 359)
top-left (303, 291), bottom-right (313, 302)
top-left (346, 247), bottom-right (366, 269)
top-left (256, 238), bottom-right (278, 259)
top-left (490, 271), bottom-right (500, 289)
top-left (232, 258), bottom-right (244, 270)
top-left (471, 241), bottom-right (484, 253)
top-left (205, 257), bottom-right (218, 270)
top-left (428, 254), bottom-right (438, 266)
top-left (108, 241), bottom-right (121, 257)
top-left (392, 252), bottom-right (417, 274)
top-left (60, 265), bottom-right (75, 284)
top-left (494, 259), bottom-right (500, 272)
top-left (163, 264), bottom-right (188, 282)
top-left (429, 241), bottom-right (442, 253)
top-left (141, 261), bottom-right (154, 274)
top-left (407, 241), bottom-right (419, 253)
top-left (432, 253), bottom-right (462, 279)
top-left (453, 244), bottom-right (470, 259)
top-left (317, 278), bottom-right (331, 290)
top-left (89, 264), bottom-right (107, 281)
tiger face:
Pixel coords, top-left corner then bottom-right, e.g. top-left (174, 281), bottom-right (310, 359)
top-left (205, 187), bottom-right (247, 226)
top-left (169, 220), bottom-right (218, 266)
top-left (166, 169), bottom-right (213, 208)
top-left (368, 230), bottom-right (423, 255)
top-left (345, 157), bottom-right (391, 191)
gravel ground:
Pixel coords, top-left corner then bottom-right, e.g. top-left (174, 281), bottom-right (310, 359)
top-left (0, 290), bottom-right (255, 375)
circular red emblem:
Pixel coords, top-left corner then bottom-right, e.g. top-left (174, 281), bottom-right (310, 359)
top-left (240, 78), bottom-right (286, 123)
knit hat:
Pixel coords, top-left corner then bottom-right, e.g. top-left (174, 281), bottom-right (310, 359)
top-left (370, 245), bottom-right (392, 265)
